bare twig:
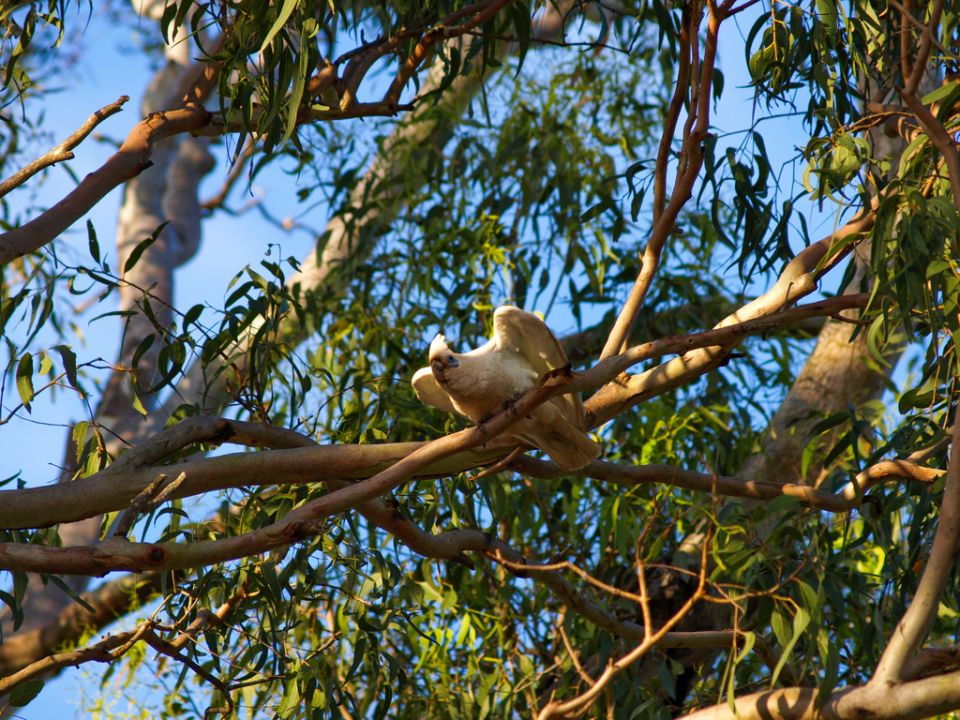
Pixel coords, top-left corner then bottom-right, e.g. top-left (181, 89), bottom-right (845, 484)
top-left (0, 96), bottom-right (129, 199)
top-left (111, 472), bottom-right (187, 539)
top-left (486, 543), bottom-right (735, 651)
top-left (535, 527), bottom-right (712, 719)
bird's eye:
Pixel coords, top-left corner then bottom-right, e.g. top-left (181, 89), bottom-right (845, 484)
top-left (447, 355), bottom-right (455, 363)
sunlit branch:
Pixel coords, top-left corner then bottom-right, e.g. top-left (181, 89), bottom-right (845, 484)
top-left (681, 667), bottom-right (960, 720)
top-left (585, 205), bottom-right (877, 426)
top-left (872, 419), bottom-right (960, 684)
top-left (0, 96), bottom-right (130, 200)
top-left (0, 370), bottom-right (575, 573)
top-left (0, 622), bottom-right (153, 699)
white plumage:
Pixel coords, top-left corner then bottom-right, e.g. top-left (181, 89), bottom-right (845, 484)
top-left (411, 306), bottom-right (600, 471)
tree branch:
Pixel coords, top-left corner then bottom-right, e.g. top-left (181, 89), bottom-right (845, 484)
top-left (872, 419), bottom-right (960, 684)
top-left (0, 370), bottom-right (576, 574)
top-left (681, 666), bottom-right (960, 719)
top-left (0, 105), bottom-right (213, 264)
top-left (485, 544), bottom-right (735, 652)
top-left (585, 206), bottom-right (876, 427)
top-left (600, 2), bottom-right (722, 359)
top-left (515, 456), bottom-right (943, 513)
top-left (0, 96), bottom-right (130, 199)
top-left (535, 528), bottom-right (711, 719)
top-left (0, 573), bottom-right (165, 675)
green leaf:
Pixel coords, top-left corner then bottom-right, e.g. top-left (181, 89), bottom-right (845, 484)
top-left (259, 0), bottom-right (298, 53)
top-left (53, 345), bottom-right (79, 391)
top-left (124, 222), bottom-right (168, 274)
top-left (87, 220), bottom-right (100, 262)
top-left (9, 679), bottom-right (43, 707)
top-left (15, 353), bottom-right (34, 410)
top-left (771, 607), bottom-right (811, 686)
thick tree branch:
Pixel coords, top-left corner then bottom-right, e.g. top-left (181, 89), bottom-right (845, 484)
top-left (681, 667), bottom-right (960, 720)
top-left (0, 105), bottom-right (212, 264)
top-left (0, 370), bottom-right (575, 574)
top-left (872, 419), bottom-right (960, 684)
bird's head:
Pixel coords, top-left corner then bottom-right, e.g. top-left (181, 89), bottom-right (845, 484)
top-left (428, 333), bottom-right (460, 380)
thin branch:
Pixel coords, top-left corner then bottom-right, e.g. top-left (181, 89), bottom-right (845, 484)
top-left (0, 96), bottom-right (130, 199)
top-left (600, 4), bottom-right (721, 360)
top-left (887, 0), bottom-right (950, 59)
top-left (556, 620), bottom-right (595, 687)
top-left (110, 471), bottom-right (187, 538)
top-left (905, 0), bottom-right (945, 95)
top-left (0, 105), bottom-right (212, 264)
top-left (383, 0), bottom-right (515, 105)
top-left (0, 621), bottom-right (151, 696)
top-left (899, 91), bottom-right (960, 214)
top-left (515, 456), bottom-right (943, 513)
top-left (200, 139), bottom-right (257, 211)
top-left (872, 419), bottom-right (960, 684)
top-left (142, 629), bottom-right (233, 713)
top-left (536, 527), bottom-right (712, 719)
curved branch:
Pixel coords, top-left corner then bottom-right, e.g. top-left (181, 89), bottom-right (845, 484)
top-left (515, 457), bottom-right (943, 513)
top-left (0, 96), bottom-right (130, 199)
top-left (681, 666), bottom-right (960, 720)
top-left (600, 3), bottom-right (720, 359)
top-left (872, 419), bottom-right (960, 684)
top-left (585, 206), bottom-right (877, 427)
top-left (0, 105), bottom-right (212, 264)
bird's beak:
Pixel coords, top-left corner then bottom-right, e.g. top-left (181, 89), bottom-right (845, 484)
top-left (430, 359), bottom-right (446, 375)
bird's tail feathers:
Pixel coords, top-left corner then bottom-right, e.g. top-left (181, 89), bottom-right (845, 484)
top-left (521, 420), bottom-right (599, 472)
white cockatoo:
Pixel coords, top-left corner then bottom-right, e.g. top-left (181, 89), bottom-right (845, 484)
top-left (411, 306), bottom-right (600, 471)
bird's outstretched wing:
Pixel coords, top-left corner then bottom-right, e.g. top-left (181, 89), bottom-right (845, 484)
top-left (492, 306), bottom-right (585, 429)
top-left (492, 307), bottom-right (567, 372)
top-left (411, 366), bottom-right (459, 415)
